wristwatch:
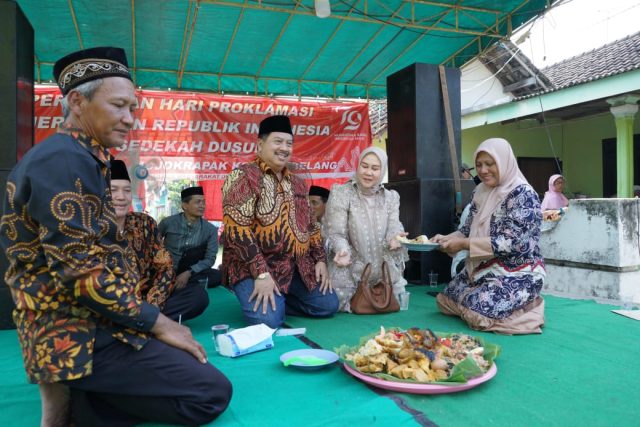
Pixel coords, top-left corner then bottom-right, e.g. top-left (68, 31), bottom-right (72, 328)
top-left (257, 272), bottom-right (270, 280)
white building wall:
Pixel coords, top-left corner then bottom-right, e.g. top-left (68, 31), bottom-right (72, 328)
top-left (540, 198), bottom-right (640, 304)
top-left (460, 58), bottom-right (513, 114)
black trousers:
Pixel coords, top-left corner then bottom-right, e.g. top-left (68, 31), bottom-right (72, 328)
top-left (65, 329), bottom-right (232, 427)
top-left (163, 278), bottom-right (210, 322)
top-left (205, 268), bottom-right (222, 288)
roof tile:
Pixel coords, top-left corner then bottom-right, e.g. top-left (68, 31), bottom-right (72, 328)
top-left (541, 31), bottom-right (640, 90)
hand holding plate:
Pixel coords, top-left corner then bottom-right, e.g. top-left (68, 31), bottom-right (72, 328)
top-left (439, 237), bottom-right (470, 255)
top-left (389, 232), bottom-right (407, 250)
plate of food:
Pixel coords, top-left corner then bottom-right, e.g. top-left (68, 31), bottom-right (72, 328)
top-left (280, 349), bottom-right (339, 371)
top-left (337, 327), bottom-right (500, 394)
top-left (343, 362), bottom-right (497, 394)
top-left (396, 235), bottom-right (440, 252)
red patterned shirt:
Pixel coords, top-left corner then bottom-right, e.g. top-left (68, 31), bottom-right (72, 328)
top-left (123, 212), bottom-right (175, 309)
top-left (222, 158), bottom-right (326, 293)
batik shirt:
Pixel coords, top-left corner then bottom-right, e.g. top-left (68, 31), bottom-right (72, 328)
top-left (123, 212), bottom-right (175, 309)
top-left (443, 184), bottom-right (546, 319)
top-left (222, 158), bottom-right (326, 292)
top-left (0, 128), bottom-right (159, 383)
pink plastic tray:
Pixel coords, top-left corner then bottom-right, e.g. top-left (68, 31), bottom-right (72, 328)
top-left (343, 362), bottom-right (497, 394)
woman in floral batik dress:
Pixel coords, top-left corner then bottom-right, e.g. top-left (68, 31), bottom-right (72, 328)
top-left (432, 138), bottom-right (546, 334)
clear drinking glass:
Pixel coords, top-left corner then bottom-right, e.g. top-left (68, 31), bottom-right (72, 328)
top-left (398, 291), bottom-right (410, 311)
top-left (211, 324), bottom-right (229, 352)
top-left (428, 272), bottom-right (439, 287)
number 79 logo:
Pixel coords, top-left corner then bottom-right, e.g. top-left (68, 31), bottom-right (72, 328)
top-left (340, 110), bottom-right (363, 130)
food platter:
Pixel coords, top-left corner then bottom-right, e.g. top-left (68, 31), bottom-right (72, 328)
top-left (343, 362), bottom-right (497, 394)
top-left (400, 242), bottom-right (441, 252)
top-left (338, 327), bottom-right (500, 394)
top-left (280, 349), bottom-right (339, 371)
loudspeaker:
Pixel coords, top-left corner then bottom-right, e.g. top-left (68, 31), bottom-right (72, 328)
top-left (386, 63), bottom-right (461, 181)
top-left (0, 1), bottom-right (34, 330)
top-left (0, 170), bottom-right (16, 329)
top-left (387, 178), bottom-right (459, 283)
top-left (0, 1), bottom-right (34, 169)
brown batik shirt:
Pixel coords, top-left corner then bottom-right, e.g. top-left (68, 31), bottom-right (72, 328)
top-left (221, 157), bottom-right (326, 292)
top-left (123, 212), bottom-right (175, 309)
top-left (0, 128), bottom-right (159, 383)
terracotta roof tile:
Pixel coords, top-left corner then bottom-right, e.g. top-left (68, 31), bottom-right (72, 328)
top-left (540, 31), bottom-right (640, 91)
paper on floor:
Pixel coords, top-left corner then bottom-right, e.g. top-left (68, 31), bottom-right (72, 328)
top-left (217, 324), bottom-right (275, 357)
top-left (611, 309), bottom-right (640, 321)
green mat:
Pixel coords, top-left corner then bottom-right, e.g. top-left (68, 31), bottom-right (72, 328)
top-left (2, 285), bottom-right (639, 426)
top-left (0, 287), bottom-right (419, 427)
top-left (286, 284), bottom-right (640, 427)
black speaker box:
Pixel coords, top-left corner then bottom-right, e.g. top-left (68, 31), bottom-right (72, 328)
top-left (0, 1), bottom-right (34, 330)
top-left (0, 170), bottom-right (16, 329)
top-left (0, 0), bottom-right (34, 169)
top-left (386, 63), bottom-right (461, 182)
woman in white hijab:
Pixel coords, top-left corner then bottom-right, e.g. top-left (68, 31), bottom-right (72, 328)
top-left (324, 147), bottom-right (409, 312)
top-left (432, 138), bottom-right (546, 334)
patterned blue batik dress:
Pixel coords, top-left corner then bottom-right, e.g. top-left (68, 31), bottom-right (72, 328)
top-left (442, 184), bottom-right (546, 319)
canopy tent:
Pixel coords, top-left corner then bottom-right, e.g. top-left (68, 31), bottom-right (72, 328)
top-left (17, 0), bottom-right (557, 99)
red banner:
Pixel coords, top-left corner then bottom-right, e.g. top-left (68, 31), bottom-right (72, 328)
top-left (34, 86), bottom-right (371, 220)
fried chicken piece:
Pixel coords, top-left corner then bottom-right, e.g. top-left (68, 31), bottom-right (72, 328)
top-left (414, 369), bottom-right (430, 382)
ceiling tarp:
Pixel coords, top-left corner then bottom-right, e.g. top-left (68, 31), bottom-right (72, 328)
top-left (17, 0), bottom-right (557, 99)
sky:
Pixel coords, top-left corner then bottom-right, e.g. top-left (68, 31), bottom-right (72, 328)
top-left (512, 0), bottom-right (640, 68)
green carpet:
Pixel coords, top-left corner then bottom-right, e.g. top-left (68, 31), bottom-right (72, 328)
top-left (286, 284), bottom-right (640, 427)
top-left (0, 288), bottom-right (419, 427)
top-left (1, 286), bottom-right (639, 426)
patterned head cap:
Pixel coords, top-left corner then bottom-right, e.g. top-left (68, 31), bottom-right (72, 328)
top-left (53, 47), bottom-right (132, 95)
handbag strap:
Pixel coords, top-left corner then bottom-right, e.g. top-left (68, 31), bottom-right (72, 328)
top-left (360, 263), bottom-right (372, 285)
top-left (382, 260), bottom-right (391, 285)
top-left (363, 262), bottom-right (393, 310)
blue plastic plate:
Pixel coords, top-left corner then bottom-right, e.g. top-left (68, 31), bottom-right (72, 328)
top-left (401, 242), bottom-right (441, 252)
top-left (280, 349), bottom-right (339, 371)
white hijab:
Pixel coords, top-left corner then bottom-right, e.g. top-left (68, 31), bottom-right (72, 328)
top-left (467, 138), bottom-right (529, 276)
top-left (355, 146), bottom-right (387, 195)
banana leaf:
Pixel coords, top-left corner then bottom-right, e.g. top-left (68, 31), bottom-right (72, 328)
top-left (335, 328), bottom-right (501, 384)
